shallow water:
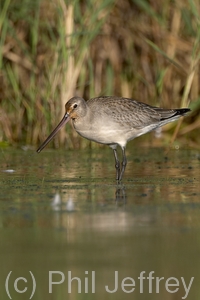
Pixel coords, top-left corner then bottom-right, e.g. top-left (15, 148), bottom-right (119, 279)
top-left (0, 147), bottom-right (200, 300)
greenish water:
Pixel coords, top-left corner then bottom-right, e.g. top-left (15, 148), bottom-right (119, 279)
top-left (0, 147), bottom-right (200, 300)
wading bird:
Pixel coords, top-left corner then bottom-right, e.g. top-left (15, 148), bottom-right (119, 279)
top-left (37, 96), bottom-right (190, 181)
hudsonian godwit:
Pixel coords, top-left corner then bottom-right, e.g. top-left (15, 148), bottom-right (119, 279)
top-left (37, 96), bottom-right (190, 181)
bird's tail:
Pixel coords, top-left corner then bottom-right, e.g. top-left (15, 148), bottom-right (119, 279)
top-left (153, 107), bottom-right (191, 127)
top-left (160, 108), bottom-right (190, 121)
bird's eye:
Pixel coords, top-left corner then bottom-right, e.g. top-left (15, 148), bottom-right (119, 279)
top-left (73, 104), bottom-right (78, 109)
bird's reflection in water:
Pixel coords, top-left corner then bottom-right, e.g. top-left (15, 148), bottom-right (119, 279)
top-left (51, 185), bottom-right (127, 214)
top-left (51, 193), bottom-right (75, 212)
top-left (115, 185), bottom-right (126, 204)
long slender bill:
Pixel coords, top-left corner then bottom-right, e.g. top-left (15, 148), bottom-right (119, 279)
top-left (37, 113), bottom-right (70, 153)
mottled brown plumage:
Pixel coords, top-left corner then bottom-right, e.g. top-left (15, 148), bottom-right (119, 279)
top-left (37, 96), bottom-right (190, 181)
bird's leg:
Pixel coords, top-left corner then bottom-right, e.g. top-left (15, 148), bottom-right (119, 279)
top-left (119, 147), bottom-right (127, 181)
top-left (113, 148), bottom-right (121, 180)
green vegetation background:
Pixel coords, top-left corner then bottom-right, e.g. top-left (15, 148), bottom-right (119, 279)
top-left (0, 0), bottom-right (199, 149)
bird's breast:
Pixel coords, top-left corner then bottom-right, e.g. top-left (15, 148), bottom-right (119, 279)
top-left (72, 117), bottom-right (134, 147)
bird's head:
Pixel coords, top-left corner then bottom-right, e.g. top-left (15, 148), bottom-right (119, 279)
top-left (37, 97), bottom-right (86, 153)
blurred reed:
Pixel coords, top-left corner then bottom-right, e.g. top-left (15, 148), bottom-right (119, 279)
top-left (0, 0), bottom-right (199, 149)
